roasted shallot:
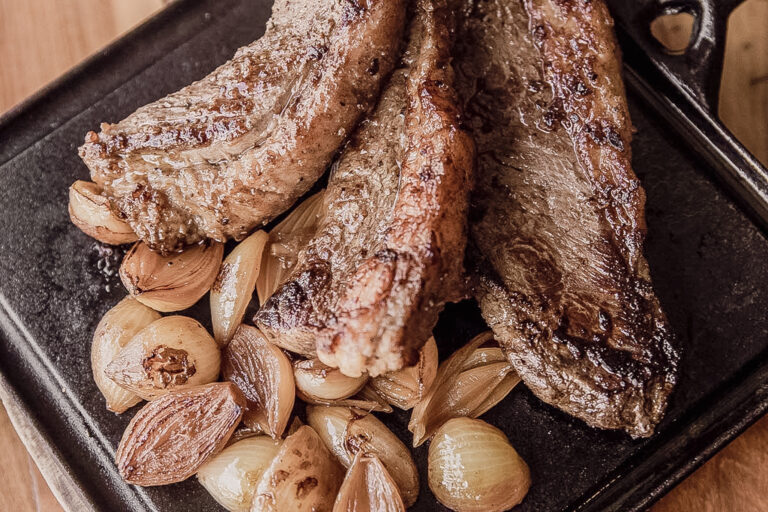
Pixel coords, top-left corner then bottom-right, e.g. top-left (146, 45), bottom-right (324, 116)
top-left (307, 406), bottom-right (418, 507)
top-left (333, 452), bottom-right (406, 512)
top-left (197, 436), bottom-right (282, 512)
top-left (210, 230), bottom-right (268, 346)
top-left (409, 331), bottom-right (520, 446)
top-left (428, 417), bottom-right (530, 512)
top-left (91, 297), bottom-right (160, 413)
top-left (255, 191), bottom-right (325, 305)
top-left (369, 337), bottom-right (437, 410)
top-left (294, 358), bottom-right (368, 402)
top-left (251, 425), bottom-right (343, 512)
top-left (222, 325), bottom-right (295, 438)
top-left (68, 180), bottom-right (137, 245)
top-left (116, 382), bottom-right (245, 486)
top-left (105, 315), bottom-right (220, 400)
top-left (120, 240), bottom-right (223, 312)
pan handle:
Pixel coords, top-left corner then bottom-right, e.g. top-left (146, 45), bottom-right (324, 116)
top-left (609, 0), bottom-right (744, 112)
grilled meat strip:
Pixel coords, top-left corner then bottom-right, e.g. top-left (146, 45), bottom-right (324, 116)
top-left (79, 0), bottom-right (406, 252)
top-left (454, 0), bottom-right (678, 437)
top-left (256, 0), bottom-right (474, 377)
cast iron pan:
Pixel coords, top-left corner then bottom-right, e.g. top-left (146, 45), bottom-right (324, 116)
top-left (1, 0), bottom-right (767, 511)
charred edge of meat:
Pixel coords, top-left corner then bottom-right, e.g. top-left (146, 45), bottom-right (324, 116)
top-left (315, 0), bottom-right (475, 376)
top-left (459, 0), bottom-right (678, 437)
top-left (470, 243), bottom-right (677, 438)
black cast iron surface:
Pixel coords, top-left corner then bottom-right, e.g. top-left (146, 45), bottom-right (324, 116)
top-left (1, 0), bottom-right (767, 511)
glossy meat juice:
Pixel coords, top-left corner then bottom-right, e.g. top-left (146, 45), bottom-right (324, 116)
top-left (455, 0), bottom-right (679, 437)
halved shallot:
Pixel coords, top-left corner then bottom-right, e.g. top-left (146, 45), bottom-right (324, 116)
top-left (105, 315), bottom-right (221, 400)
top-left (307, 406), bottom-right (418, 507)
top-left (91, 297), bottom-right (160, 412)
top-left (222, 325), bottom-right (295, 438)
top-left (255, 191), bottom-right (325, 304)
top-left (408, 331), bottom-right (520, 446)
top-left (120, 240), bottom-right (223, 312)
top-left (197, 436), bottom-right (282, 512)
top-left (251, 425), bottom-right (343, 512)
top-left (211, 230), bottom-right (268, 346)
top-left (68, 180), bottom-right (137, 245)
top-left (116, 382), bottom-right (245, 486)
top-left (299, 385), bottom-right (393, 414)
top-left (333, 452), bottom-right (406, 512)
top-left (369, 337), bottom-right (438, 410)
top-left (294, 358), bottom-right (368, 402)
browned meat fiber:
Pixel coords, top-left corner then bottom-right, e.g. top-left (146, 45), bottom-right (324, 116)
top-left (454, 0), bottom-right (679, 437)
top-left (256, 0), bottom-right (474, 377)
top-left (79, 0), bottom-right (406, 253)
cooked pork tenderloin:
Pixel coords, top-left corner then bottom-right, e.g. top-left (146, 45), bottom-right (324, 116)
top-left (256, 0), bottom-right (474, 377)
top-left (79, 0), bottom-right (406, 252)
top-left (454, 0), bottom-right (679, 437)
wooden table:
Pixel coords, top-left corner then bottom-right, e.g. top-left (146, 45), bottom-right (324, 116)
top-left (1, 1), bottom-right (766, 510)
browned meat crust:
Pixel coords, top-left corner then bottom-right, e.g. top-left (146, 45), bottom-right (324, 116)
top-left (255, 69), bottom-right (410, 360)
top-left (455, 0), bottom-right (678, 437)
top-left (79, 0), bottom-right (406, 252)
top-left (256, 0), bottom-right (474, 377)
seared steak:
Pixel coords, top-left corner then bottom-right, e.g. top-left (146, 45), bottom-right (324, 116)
top-left (256, 0), bottom-right (474, 377)
top-left (79, 0), bottom-right (406, 252)
top-left (454, 0), bottom-right (678, 437)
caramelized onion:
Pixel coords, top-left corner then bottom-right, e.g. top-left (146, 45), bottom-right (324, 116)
top-left (211, 230), bottom-right (268, 346)
top-left (408, 331), bottom-right (520, 446)
top-left (120, 240), bottom-right (223, 312)
top-left (104, 315), bottom-right (221, 400)
top-left (91, 297), bottom-right (160, 413)
top-left (255, 191), bottom-right (325, 304)
top-left (222, 325), bottom-right (295, 438)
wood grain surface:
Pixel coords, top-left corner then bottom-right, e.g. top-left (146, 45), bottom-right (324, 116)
top-left (0, 0), bottom-right (766, 511)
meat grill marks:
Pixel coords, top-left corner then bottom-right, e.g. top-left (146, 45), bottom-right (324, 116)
top-left (256, 0), bottom-right (474, 377)
top-left (79, 0), bottom-right (406, 253)
top-left (455, 0), bottom-right (678, 437)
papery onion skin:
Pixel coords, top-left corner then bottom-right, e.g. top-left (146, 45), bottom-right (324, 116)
top-left (116, 382), bottom-right (245, 486)
top-left (333, 452), bottom-right (406, 512)
top-left (197, 436), bottom-right (282, 512)
top-left (211, 230), bottom-right (268, 346)
top-left (222, 325), bottom-right (295, 438)
top-left (120, 241), bottom-right (223, 312)
top-left (104, 315), bottom-right (221, 400)
top-left (428, 417), bottom-right (530, 512)
top-left (299, 384), bottom-right (393, 413)
top-left (251, 425), bottom-right (343, 512)
top-left (91, 297), bottom-right (160, 413)
top-left (306, 406), bottom-right (419, 507)
top-left (408, 331), bottom-right (520, 446)
top-left (68, 180), bottom-right (137, 245)
top-left (294, 358), bottom-right (368, 401)
top-left (369, 337), bottom-right (438, 410)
